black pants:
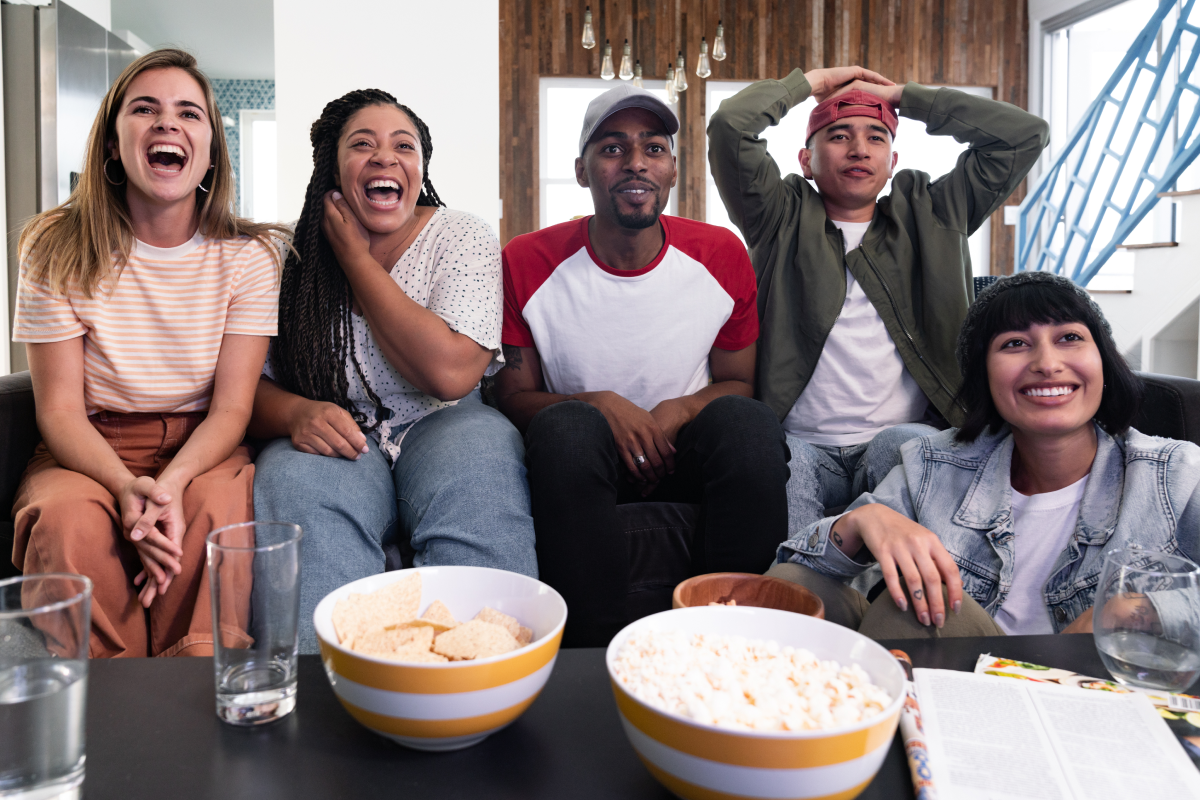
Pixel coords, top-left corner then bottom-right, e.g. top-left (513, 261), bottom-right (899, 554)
top-left (525, 395), bottom-right (790, 647)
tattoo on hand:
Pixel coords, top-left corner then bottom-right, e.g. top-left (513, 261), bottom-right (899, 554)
top-left (501, 344), bottom-right (523, 371)
top-left (912, 589), bottom-right (924, 600)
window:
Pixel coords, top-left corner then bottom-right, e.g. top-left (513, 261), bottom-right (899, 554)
top-left (539, 78), bottom-right (678, 229)
top-left (705, 82), bottom-right (994, 276)
top-left (240, 110), bottom-right (278, 223)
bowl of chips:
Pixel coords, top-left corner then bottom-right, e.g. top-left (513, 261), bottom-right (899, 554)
top-left (314, 565), bottom-right (567, 751)
top-left (606, 606), bottom-right (905, 800)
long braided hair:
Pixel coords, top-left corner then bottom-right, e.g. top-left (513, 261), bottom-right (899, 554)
top-left (271, 90), bottom-right (445, 426)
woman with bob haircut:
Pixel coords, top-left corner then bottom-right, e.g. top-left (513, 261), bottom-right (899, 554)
top-left (248, 89), bottom-right (536, 654)
top-left (768, 271), bottom-right (1200, 638)
top-left (11, 49), bottom-right (287, 657)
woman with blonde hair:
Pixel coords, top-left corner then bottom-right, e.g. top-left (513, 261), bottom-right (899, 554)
top-left (10, 48), bottom-right (286, 657)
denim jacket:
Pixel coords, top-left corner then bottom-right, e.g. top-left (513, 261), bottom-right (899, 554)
top-left (778, 424), bottom-right (1200, 633)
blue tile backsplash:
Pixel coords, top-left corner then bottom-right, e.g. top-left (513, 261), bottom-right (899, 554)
top-left (212, 79), bottom-right (275, 209)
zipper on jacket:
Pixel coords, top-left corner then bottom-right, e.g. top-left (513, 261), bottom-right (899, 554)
top-left (859, 247), bottom-right (967, 415)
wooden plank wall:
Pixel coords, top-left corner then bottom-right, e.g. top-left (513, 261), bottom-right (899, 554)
top-left (499, 0), bottom-right (1029, 273)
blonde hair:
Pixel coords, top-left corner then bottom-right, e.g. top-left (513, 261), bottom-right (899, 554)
top-left (19, 48), bottom-right (288, 297)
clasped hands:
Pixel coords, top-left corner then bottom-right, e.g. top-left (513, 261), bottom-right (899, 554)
top-left (119, 475), bottom-right (186, 608)
top-left (584, 391), bottom-right (688, 497)
top-left (803, 66), bottom-right (902, 107)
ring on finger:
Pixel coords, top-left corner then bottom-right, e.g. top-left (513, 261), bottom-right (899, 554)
top-left (633, 454), bottom-right (647, 466)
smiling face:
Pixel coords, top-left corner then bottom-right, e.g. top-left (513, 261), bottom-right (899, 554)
top-left (800, 113), bottom-right (897, 214)
top-left (986, 321), bottom-right (1105, 440)
top-left (334, 104), bottom-right (424, 235)
top-left (109, 67), bottom-right (213, 213)
top-left (576, 107), bottom-right (676, 230)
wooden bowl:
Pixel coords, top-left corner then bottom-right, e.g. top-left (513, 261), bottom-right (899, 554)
top-left (672, 572), bottom-right (825, 619)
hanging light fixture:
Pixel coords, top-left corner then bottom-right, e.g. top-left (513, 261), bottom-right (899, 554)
top-left (665, 64), bottom-right (678, 105)
top-left (600, 40), bottom-right (615, 80)
top-left (713, 19), bottom-right (727, 61)
top-left (619, 39), bottom-right (634, 80)
top-left (674, 51), bottom-right (688, 92)
top-left (581, 6), bottom-right (596, 49)
top-left (632, 61), bottom-right (644, 88)
top-left (696, 37), bottom-right (712, 79)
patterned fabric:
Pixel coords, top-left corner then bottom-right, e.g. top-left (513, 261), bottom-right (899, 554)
top-left (265, 207), bottom-right (504, 463)
top-left (13, 233), bottom-right (280, 414)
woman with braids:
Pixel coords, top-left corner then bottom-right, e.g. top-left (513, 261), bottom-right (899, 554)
top-left (11, 49), bottom-right (285, 657)
top-left (249, 90), bottom-right (536, 653)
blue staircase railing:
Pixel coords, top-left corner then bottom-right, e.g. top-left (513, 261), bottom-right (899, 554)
top-left (1015, 0), bottom-right (1200, 284)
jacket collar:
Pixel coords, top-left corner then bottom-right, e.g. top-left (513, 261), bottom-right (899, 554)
top-left (951, 422), bottom-right (1123, 544)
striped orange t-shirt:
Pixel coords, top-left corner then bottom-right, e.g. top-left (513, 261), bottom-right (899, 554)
top-left (13, 232), bottom-right (279, 415)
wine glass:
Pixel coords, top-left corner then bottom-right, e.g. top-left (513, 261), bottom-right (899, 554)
top-left (1093, 547), bottom-right (1200, 692)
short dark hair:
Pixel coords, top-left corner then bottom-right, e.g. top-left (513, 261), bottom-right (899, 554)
top-left (953, 273), bottom-right (1142, 442)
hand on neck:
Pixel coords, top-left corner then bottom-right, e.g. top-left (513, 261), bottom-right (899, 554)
top-left (588, 214), bottom-right (665, 271)
top-left (1009, 422), bottom-right (1099, 496)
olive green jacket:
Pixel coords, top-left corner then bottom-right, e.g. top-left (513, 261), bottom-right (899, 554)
top-left (707, 71), bottom-right (1049, 427)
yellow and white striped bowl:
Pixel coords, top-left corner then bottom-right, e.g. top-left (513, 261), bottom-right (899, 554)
top-left (314, 566), bottom-right (567, 752)
top-left (606, 607), bottom-right (906, 800)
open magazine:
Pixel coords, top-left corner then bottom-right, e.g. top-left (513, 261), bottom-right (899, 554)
top-left (974, 654), bottom-right (1200, 771)
top-left (911, 665), bottom-right (1200, 800)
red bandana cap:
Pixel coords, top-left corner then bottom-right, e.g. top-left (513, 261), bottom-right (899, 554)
top-left (805, 89), bottom-right (898, 143)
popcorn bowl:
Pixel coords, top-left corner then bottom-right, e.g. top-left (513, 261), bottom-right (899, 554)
top-left (606, 607), bottom-right (906, 800)
top-left (314, 566), bottom-right (566, 752)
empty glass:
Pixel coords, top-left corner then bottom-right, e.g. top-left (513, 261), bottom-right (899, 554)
top-left (0, 573), bottom-right (92, 799)
top-left (1093, 548), bottom-right (1200, 692)
top-left (207, 522), bottom-right (301, 725)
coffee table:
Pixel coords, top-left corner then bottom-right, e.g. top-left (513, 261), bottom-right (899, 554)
top-left (83, 634), bottom-right (1122, 799)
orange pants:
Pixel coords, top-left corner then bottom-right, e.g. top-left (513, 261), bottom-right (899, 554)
top-left (11, 412), bottom-right (255, 658)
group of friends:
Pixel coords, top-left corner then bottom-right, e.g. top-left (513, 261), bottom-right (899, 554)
top-left (11, 48), bottom-right (1200, 658)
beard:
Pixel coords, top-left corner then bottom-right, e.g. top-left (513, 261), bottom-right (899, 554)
top-left (607, 187), bottom-right (663, 229)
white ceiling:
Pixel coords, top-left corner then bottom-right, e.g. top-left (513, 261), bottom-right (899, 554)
top-left (111, 0), bottom-right (274, 80)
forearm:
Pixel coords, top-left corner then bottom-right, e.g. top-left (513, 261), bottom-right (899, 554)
top-left (342, 253), bottom-right (489, 400)
top-left (37, 409), bottom-right (135, 496)
top-left (667, 379), bottom-right (752, 428)
top-left (248, 377), bottom-right (308, 440)
top-left (156, 404), bottom-right (251, 491)
top-left (498, 389), bottom-right (623, 435)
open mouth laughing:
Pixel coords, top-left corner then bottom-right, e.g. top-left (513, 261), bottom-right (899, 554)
top-left (365, 177), bottom-right (401, 209)
top-left (147, 143), bottom-right (187, 173)
top-left (1020, 384), bottom-right (1078, 399)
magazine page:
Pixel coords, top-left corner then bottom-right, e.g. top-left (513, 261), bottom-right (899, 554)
top-left (1028, 682), bottom-right (1200, 800)
top-left (913, 668), bottom-right (1075, 800)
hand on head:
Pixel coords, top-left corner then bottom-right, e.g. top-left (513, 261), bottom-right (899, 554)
top-left (804, 66), bottom-right (896, 103)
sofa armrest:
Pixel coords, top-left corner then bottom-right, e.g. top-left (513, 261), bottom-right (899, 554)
top-left (1133, 371), bottom-right (1200, 446)
top-left (0, 371), bottom-right (38, 515)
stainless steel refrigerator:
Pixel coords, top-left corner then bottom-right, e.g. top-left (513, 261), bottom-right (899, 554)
top-left (2, 0), bottom-right (140, 372)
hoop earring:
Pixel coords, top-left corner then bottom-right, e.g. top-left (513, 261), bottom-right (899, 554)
top-left (197, 164), bottom-right (214, 194)
top-left (103, 157), bottom-right (126, 186)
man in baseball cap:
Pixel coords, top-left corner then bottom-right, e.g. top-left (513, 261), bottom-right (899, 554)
top-left (709, 67), bottom-right (1048, 629)
top-left (496, 84), bottom-right (789, 647)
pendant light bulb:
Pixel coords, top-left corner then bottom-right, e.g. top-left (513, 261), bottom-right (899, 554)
top-left (600, 40), bottom-right (615, 80)
top-left (696, 37), bottom-right (712, 79)
top-left (665, 65), bottom-right (678, 105)
top-left (632, 61), bottom-right (644, 88)
top-left (674, 51), bottom-right (688, 92)
top-left (713, 20), bottom-right (727, 61)
top-left (581, 6), bottom-right (596, 49)
top-left (619, 39), bottom-right (634, 81)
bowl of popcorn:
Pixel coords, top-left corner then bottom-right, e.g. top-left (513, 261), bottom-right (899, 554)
top-left (314, 566), bottom-right (566, 751)
top-left (607, 607), bottom-right (905, 800)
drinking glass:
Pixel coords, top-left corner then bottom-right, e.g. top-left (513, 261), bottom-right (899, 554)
top-left (0, 573), bottom-right (92, 800)
top-left (207, 522), bottom-right (301, 725)
top-left (1093, 548), bottom-right (1200, 692)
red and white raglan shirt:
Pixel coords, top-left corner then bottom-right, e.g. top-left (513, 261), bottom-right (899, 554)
top-left (502, 215), bottom-right (758, 410)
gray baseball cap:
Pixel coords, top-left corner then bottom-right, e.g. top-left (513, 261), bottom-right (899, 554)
top-left (578, 84), bottom-right (679, 156)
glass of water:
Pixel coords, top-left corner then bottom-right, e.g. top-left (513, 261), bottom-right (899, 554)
top-left (207, 521), bottom-right (301, 725)
top-left (0, 573), bottom-right (92, 799)
top-left (1093, 548), bottom-right (1200, 692)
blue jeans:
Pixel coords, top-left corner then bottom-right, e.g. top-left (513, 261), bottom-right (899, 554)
top-left (253, 392), bottom-right (537, 653)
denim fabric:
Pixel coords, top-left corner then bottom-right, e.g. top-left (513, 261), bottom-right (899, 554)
top-left (254, 392), bottom-right (537, 653)
top-left (779, 424), bottom-right (1200, 632)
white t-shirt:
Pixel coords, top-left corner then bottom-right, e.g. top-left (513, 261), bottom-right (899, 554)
top-left (995, 475), bottom-right (1090, 635)
top-left (265, 207), bottom-right (503, 462)
top-left (501, 215), bottom-right (758, 411)
top-left (782, 219), bottom-right (928, 446)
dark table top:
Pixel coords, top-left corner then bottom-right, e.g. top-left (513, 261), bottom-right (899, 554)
top-left (83, 634), bottom-right (1116, 800)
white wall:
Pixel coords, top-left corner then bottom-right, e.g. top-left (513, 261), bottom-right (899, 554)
top-left (274, 0), bottom-right (499, 233)
top-left (67, 0), bottom-right (111, 31)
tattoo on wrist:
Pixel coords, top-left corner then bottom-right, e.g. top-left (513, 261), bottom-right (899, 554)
top-left (501, 344), bottom-right (523, 371)
top-left (912, 588), bottom-right (924, 601)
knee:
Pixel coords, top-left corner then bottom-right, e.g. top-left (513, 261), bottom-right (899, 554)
top-left (526, 401), bottom-right (610, 453)
top-left (693, 396), bottom-right (786, 465)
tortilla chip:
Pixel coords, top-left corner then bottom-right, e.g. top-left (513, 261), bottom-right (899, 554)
top-left (421, 600), bottom-right (459, 628)
top-left (390, 648), bottom-right (449, 664)
top-left (396, 618), bottom-right (455, 634)
top-left (332, 572), bottom-right (423, 645)
top-left (433, 620), bottom-right (519, 661)
top-left (354, 624), bottom-right (434, 657)
top-left (516, 625), bottom-right (533, 646)
top-left (474, 607), bottom-right (521, 638)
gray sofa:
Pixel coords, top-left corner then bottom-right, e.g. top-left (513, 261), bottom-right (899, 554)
top-left (4, 368), bottom-right (1200, 620)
